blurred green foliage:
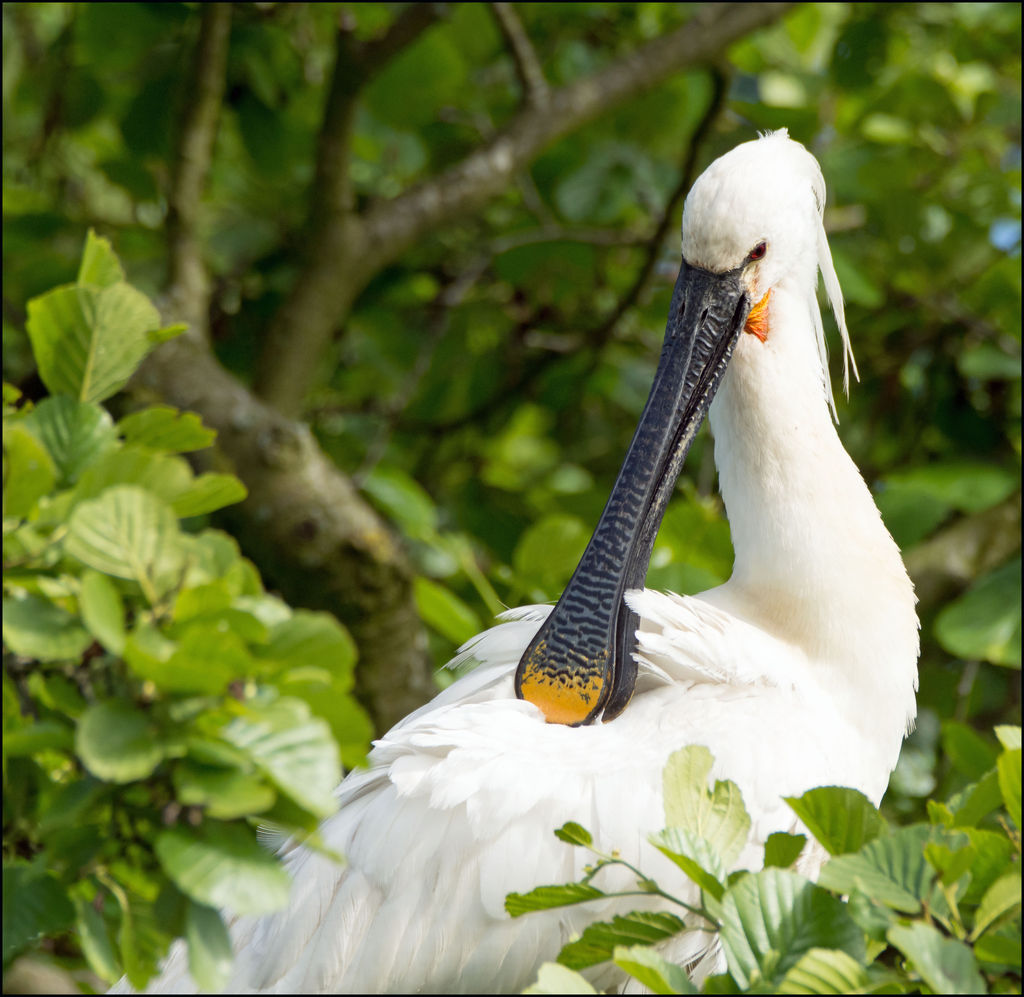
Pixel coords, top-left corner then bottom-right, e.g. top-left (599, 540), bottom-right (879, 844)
top-left (2, 1), bottom-right (1021, 988)
top-left (515, 740), bottom-right (1021, 993)
top-left (3, 233), bottom-right (370, 989)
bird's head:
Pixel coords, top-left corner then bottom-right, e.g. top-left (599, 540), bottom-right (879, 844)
top-left (515, 130), bottom-right (854, 726)
top-left (681, 129), bottom-right (856, 410)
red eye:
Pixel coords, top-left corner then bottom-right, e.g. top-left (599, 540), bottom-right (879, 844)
top-left (749, 242), bottom-right (767, 261)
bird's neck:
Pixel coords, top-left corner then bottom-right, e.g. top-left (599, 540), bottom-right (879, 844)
top-left (707, 283), bottom-right (918, 778)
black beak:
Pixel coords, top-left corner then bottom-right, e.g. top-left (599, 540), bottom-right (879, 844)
top-left (514, 260), bottom-right (750, 725)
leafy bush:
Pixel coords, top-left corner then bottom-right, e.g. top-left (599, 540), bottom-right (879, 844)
top-left (513, 739), bottom-right (1022, 994)
top-left (2, 233), bottom-right (370, 990)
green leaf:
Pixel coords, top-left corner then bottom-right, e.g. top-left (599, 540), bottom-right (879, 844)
top-left (185, 737), bottom-right (250, 770)
top-left (875, 478), bottom-right (954, 548)
top-left (662, 745), bottom-right (751, 866)
top-left (148, 323), bottom-right (188, 345)
top-left (364, 29), bottom-right (467, 128)
top-left (174, 622), bottom-right (253, 696)
top-left (182, 531), bottom-right (260, 595)
top-left (77, 228), bottom-right (126, 287)
top-left (887, 922), bottom-right (986, 995)
top-left (257, 611), bottom-right (357, 679)
top-left (172, 580), bottom-right (233, 622)
top-left (2, 863), bottom-right (75, 964)
top-left (3, 720), bottom-right (74, 757)
top-left (505, 883), bottom-right (607, 917)
top-left (71, 447), bottom-right (193, 505)
top-left (994, 725), bottom-right (1021, 750)
top-left (650, 826), bottom-right (728, 900)
top-left (927, 800), bottom-right (955, 826)
top-left (2, 591), bottom-right (92, 661)
top-left (971, 869), bottom-right (1021, 940)
top-left (26, 282), bottom-right (163, 403)
top-left (613, 944), bottom-right (697, 994)
top-left (558, 912), bottom-right (687, 970)
top-left (923, 840), bottom-right (975, 888)
top-left (220, 697), bottom-right (340, 819)
top-left (79, 569), bottom-right (126, 655)
top-left (117, 406), bottom-right (215, 453)
top-left (974, 926), bottom-right (1021, 969)
top-left (942, 721), bottom-right (999, 780)
top-left (881, 463), bottom-right (1017, 516)
top-left (960, 829), bottom-right (1014, 904)
top-left (74, 894), bottom-right (120, 983)
top-left (845, 888), bottom-right (894, 942)
top-left (170, 472), bottom-right (247, 518)
top-left (26, 670), bottom-right (86, 718)
top-left (361, 465), bottom-right (438, 539)
top-left (997, 748), bottom-right (1021, 827)
top-left (172, 760), bottom-right (276, 820)
top-left (65, 485), bottom-right (184, 599)
top-left (38, 778), bottom-right (103, 834)
top-left (701, 973), bottom-right (741, 993)
top-left (126, 623), bottom-right (251, 695)
top-left (829, 244), bottom-right (884, 308)
top-left (935, 558), bottom-right (1021, 667)
top-left (20, 392), bottom-right (119, 485)
top-left (110, 886), bottom-right (172, 992)
top-left (764, 832), bottom-right (807, 869)
top-left (76, 699), bottom-right (165, 783)
top-left (718, 868), bottom-right (864, 989)
top-left (949, 769), bottom-right (1004, 828)
top-left (279, 677), bottom-right (371, 770)
top-left (154, 822), bottom-right (291, 915)
top-left (776, 946), bottom-right (871, 994)
top-left (3, 423), bottom-right (56, 517)
top-left (413, 576), bottom-right (481, 644)
top-left (513, 513), bottom-right (591, 598)
top-left (4, 382), bottom-right (23, 407)
top-left (785, 786), bottom-right (886, 855)
top-left (554, 822), bottom-right (593, 847)
top-left (816, 825), bottom-right (935, 913)
top-left (958, 341), bottom-right (1022, 380)
top-left (185, 901), bottom-right (233, 993)
top-left (523, 962), bottom-right (599, 994)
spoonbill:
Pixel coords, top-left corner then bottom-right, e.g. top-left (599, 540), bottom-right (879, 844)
top-left (133, 129), bottom-right (919, 993)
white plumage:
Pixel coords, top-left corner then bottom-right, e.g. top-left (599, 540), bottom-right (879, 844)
top-left (132, 130), bottom-right (919, 994)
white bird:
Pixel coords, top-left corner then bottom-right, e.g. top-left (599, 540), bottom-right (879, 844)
top-left (134, 129), bottom-right (919, 994)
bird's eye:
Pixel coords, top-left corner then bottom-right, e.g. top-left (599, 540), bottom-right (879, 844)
top-left (748, 242), bottom-right (767, 262)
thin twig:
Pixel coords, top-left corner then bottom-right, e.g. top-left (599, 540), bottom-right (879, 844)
top-left (311, 4), bottom-right (448, 219)
top-left (309, 25), bottom-right (361, 218)
top-left (166, 3), bottom-right (232, 337)
top-left (359, 3), bottom-right (447, 77)
top-left (490, 3), bottom-right (549, 109)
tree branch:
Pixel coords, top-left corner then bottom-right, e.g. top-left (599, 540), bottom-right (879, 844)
top-left (166, 3), bottom-right (231, 336)
top-left (490, 3), bottom-right (549, 109)
top-left (252, 4), bottom-right (448, 414)
top-left (308, 26), bottom-right (361, 220)
top-left (359, 2), bottom-right (448, 77)
top-left (308, 4), bottom-right (448, 220)
top-left (255, 1), bottom-right (795, 416)
top-left (360, 3), bottom-right (793, 269)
